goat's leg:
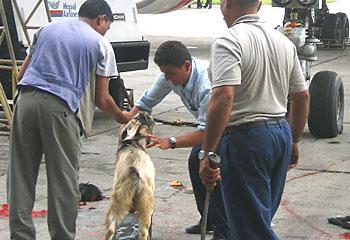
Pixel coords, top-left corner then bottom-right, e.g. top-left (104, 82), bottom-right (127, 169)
top-left (105, 192), bottom-right (131, 240)
top-left (136, 190), bottom-right (154, 240)
top-left (105, 208), bottom-right (118, 240)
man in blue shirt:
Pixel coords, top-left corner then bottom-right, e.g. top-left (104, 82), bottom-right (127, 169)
top-left (126, 41), bottom-right (227, 240)
top-left (7, 1), bottom-right (130, 239)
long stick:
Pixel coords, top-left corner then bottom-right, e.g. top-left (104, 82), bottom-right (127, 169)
top-left (200, 156), bottom-right (221, 240)
top-left (201, 191), bottom-right (211, 240)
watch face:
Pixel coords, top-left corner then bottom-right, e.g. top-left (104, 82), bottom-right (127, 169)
top-left (198, 150), bottom-right (208, 160)
top-left (169, 137), bottom-right (176, 149)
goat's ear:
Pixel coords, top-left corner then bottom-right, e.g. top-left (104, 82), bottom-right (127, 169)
top-left (138, 125), bottom-right (153, 137)
top-left (122, 119), bottom-right (141, 141)
top-left (121, 126), bottom-right (128, 140)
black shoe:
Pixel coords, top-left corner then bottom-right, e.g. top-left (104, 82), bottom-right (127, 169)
top-left (211, 237), bottom-right (225, 240)
top-left (212, 233), bottom-right (225, 239)
top-left (185, 224), bottom-right (213, 234)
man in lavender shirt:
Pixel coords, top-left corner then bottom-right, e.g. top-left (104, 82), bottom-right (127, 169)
top-left (7, 1), bottom-right (130, 239)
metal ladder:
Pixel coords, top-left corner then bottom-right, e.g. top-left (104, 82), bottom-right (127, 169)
top-left (0, 0), bottom-right (51, 133)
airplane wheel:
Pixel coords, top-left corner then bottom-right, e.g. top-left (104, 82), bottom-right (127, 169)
top-left (335, 12), bottom-right (349, 49)
top-left (308, 71), bottom-right (344, 138)
top-left (322, 14), bottom-right (338, 40)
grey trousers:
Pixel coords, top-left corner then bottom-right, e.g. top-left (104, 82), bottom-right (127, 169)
top-left (7, 88), bottom-right (81, 240)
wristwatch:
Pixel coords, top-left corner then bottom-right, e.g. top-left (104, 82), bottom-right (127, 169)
top-left (198, 150), bottom-right (221, 168)
top-left (198, 149), bottom-right (213, 161)
top-left (169, 137), bottom-right (177, 149)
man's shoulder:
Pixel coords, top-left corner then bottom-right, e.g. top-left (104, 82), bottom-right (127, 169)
top-left (192, 58), bottom-right (210, 77)
top-left (193, 57), bottom-right (209, 69)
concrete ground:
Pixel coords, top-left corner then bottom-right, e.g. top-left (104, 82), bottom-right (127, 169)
top-left (1, 2), bottom-right (350, 240)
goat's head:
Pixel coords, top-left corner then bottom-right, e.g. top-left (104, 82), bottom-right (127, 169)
top-left (120, 111), bottom-right (154, 148)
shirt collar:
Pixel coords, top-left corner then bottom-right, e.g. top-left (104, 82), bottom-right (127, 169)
top-left (230, 14), bottom-right (260, 28)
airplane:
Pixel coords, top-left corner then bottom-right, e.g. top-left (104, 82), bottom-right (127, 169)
top-left (136, 0), bottom-right (193, 14)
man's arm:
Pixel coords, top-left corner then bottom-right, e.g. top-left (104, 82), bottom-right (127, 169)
top-left (17, 56), bottom-right (31, 82)
top-left (200, 85), bottom-right (235, 190)
top-left (147, 130), bottom-right (204, 149)
top-left (288, 90), bottom-right (309, 169)
top-left (173, 130), bottom-right (204, 148)
top-left (18, 26), bottom-right (45, 82)
top-left (95, 75), bottom-right (131, 124)
top-left (129, 106), bottom-right (141, 117)
top-left (202, 85), bottom-right (234, 151)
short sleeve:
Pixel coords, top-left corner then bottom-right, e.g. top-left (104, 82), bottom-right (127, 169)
top-left (27, 27), bottom-right (44, 56)
top-left (96, 37), bottom-right (119, 77)
top-left (289, 50), bottom-right (307, 93)
top-left (210, 37), bottom-right (242, 88)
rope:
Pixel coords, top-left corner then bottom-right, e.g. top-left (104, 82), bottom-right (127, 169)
top-left (153, 117), bottom-right (198, 127)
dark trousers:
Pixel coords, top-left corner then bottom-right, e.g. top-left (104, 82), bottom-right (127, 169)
top-left (204, 0), bottom-right (212, 8)
top-left (189, 146), bottom-right (227, 238)
top-left (219, 121), bottom-right (292, 240)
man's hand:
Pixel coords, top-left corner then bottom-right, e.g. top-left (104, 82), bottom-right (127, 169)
top-left (146, 135), bottom-right (171, 149)
top-left (199, 157), bottom-right (221, 192)
top-left (122, 111), bottom-right (132, 123)
top-left (289, 142), bottom-right (300, 170)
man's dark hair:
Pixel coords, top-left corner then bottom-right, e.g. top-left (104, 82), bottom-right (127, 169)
top-left (78, 0), bottom-right (113, 22)
top-left (236, 0), bottom-right (260, 8)
top-left (154, 41), bottom-right (191, 67)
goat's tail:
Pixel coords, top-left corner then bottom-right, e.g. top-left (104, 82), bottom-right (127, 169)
top-left (129, 166), bottom-right (143, 185)
top-left (113, 166), bottom-right (142, 203)
top-left (105, 166), bottom-right (143, 240)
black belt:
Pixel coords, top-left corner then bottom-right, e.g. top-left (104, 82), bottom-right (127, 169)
top-left (223, 117), bottom-right (287, 135)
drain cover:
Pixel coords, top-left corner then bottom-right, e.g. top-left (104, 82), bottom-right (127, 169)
top-left (112, 213), bottom-right (152, 240)
top-left (113, 214), bottom-right (139, 240)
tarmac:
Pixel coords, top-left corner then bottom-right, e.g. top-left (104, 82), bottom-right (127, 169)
top-left (1, 2), bottom-right (350, 240)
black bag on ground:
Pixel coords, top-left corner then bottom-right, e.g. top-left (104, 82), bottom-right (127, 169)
top-left (79, 182), bottom-right (103, 202)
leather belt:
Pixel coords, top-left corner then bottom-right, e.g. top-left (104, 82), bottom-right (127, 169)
top-left (223, 117), bottom-right (287, 135)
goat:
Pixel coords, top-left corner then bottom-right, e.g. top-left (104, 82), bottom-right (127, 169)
top-left (105, 111), bottom-right (155, 240)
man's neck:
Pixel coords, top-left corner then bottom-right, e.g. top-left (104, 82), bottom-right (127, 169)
top-left (79, 17), bottom-right (95, 29)
top-left (182, 64), bottom-right (192, 88)
top-left (232, 9), bottom-right (257, 25)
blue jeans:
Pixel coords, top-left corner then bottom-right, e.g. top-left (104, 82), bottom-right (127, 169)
top-left (219, 121), bottom-right (292, 240)
top-left (189, 146), bottom-right (227, 238)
